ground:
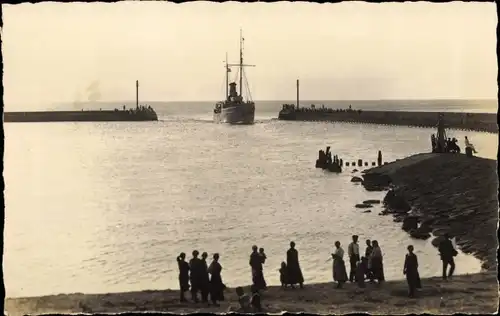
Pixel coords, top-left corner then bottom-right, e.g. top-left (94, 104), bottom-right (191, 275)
top-left (5, 272), bottom-right (498, 315)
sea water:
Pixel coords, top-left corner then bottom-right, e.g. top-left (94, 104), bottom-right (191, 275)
top-left (4, 100), bottom-right (497, 297)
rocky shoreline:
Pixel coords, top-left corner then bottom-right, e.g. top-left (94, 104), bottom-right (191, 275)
top-left (360, 153), bottom-right (498, 271)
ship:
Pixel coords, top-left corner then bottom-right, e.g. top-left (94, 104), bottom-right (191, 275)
top-left (213, 29), bottom-right (256, 124)
top-left (4, 80), bottom-right (158, 123)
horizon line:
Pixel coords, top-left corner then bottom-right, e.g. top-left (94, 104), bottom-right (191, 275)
top-left (57, 97), bottom-right (498, 103)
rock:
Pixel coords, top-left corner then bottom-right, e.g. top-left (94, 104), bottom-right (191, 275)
top-left (417, 221), bottom-right (432, 234)
top-left (402, 216), bottom-right (419, 232)
top-left (362, 173), bottom-right (392, 191)
top-left (409, 229), bottom-right (431, 240)
top-left (363, 210), bottom-right (372, 213)
top-left (351, 176), bottom-right (363, 183)
top-left (363, 199), bottom-right (381, 204)
top-left (431, 235), bottom-right (446, 248)
top-left (355, 203), bottom-right (372, 209)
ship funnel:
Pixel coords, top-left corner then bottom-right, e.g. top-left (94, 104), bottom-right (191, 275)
top-left (229, 82), bottom-right (238, 98)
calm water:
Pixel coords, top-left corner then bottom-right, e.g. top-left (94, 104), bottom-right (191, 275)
top-left (4, 100), bottom-right (498, 297)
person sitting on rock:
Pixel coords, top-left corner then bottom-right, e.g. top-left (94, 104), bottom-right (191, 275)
top-left (250, 284), bottom-right (262, 312)
top-left (464, 136), bottom-right (478, 153)
top-left (235, 286), bottom-right (251, 312)
top-left (438, 233), bottom-right (458, 280)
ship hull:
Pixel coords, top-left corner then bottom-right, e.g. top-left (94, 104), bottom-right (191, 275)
top-left (213, 104), bottom-right (255, 124)
top-left (3, 110), bottom-right (158, 123)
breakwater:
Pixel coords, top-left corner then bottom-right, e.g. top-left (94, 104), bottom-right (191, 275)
top-left (360, 153), bottom-right (498, 271)
top-left (4, 109), bottom-right (158, 123)
top-left (278, 109), bottom-right (498, 133)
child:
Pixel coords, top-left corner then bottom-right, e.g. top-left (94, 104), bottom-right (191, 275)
top-left (259, 247), bottom-right (267, 264)
top-left (361, 256), bottom-right (374, 282)
top-left (279, 261), bottom-right (289, 288)
top-left (250, 284), bottom-right (262, 312)
top-left (355, 260), bottom-right (366, 288)
top-left (235, 286), bottom-right (251, 312)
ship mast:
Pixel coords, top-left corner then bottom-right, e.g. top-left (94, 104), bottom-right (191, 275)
top-left (226, 29), bottom-right (255, 102)
top-left (225, 52), bottom-right (229, 101)
top-left (239, 28), bottom-right (243, 98)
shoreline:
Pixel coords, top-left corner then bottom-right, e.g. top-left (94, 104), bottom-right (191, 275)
top-left (6, 272), bottom-right (498, 315)
top-left (361, 153), bottom-right (498, 271)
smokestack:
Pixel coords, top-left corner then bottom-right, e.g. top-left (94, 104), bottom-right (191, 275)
top-left (136, 80), bottom-right (139, 108)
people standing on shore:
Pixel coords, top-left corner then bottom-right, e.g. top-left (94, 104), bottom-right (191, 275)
top-left (279, 261), bottom-right (289, 288)
top-left (364, 240), bottom-right (375, 282)
top-left (286, 241), bottom-right (305, 289)
top-left (438, 233), bottom-right (458, 280)
top-left (403, 245), bottom-right (421, 298)
top-left (369, 240), bottom-right (385, 285)
top-left (348, 235), bottom-right (361, 282)
top-left (249, 245), bottom-right (266, 290)
top-left (208, 253), bottom-right (225, 306)
top-left (200, 252), bottom-right (210, 304)
top-left (332, 241), bottom-right (348, 288)
top-left (189, 250), bottom-right (202, 303)
top-left (177, 252), bottom-right (190, 302)
top-left (258, 247), bottom-right (268, 289)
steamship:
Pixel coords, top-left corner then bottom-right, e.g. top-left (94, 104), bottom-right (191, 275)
top-left (213, 30), bottom-right (255, 125)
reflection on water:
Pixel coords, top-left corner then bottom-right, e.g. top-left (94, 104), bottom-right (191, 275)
top-left (4, 117), bottom-right (495, 297)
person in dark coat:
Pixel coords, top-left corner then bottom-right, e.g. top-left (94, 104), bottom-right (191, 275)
top-left (332, 241), bottom-right (348, 288)
top-left (208, 253), bottom-right (225, 306)
top-left (200, 252), bottom-right (210, 303)
top-left (286, 241), bottom-right (304, 288)
top-left (189, 250), bottom-right (202, 302)
top-left (364, 240), bottom-right (375, 282)
top-left (258, 248), bottom-right (268, 289)
top-left (438, 233), bottom-right (458, 280)
top-left (403, 245), bottom-right (422, 298)
top-left (249, 245), bottom-right (266, 290)
top-left (177, 252), bottom-right (190, 302)
top-left (369, 240), bottom-right (385, 284)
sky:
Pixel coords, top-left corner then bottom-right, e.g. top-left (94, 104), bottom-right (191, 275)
top-left (2, 1), bottom-right (498, 109)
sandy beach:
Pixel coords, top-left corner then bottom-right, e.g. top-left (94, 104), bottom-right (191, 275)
top-left (5, 272), bottom-right (498, 315)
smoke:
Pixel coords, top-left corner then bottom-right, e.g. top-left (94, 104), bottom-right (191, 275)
top-left (86, 80), bottom-right (102, 103)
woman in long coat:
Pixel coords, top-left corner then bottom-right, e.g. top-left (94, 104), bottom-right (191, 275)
top-left (403, 245), bottom-right (422, 297)
top-left (332, 241), bottom-right (348, 288)
top-left (286, 241), bottom-right (304, 288)
top-left (177, 252), bottom-right (190, 302)
top-left (369, 240), bottom-right (385, 284)
top-left (208, 253), bottom-right (226, 306)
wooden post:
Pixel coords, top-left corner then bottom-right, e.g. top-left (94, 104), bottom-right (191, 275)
top-left (296, 79), bottom-right (300, 109)
top-left (136, 80), bottom-right (139, 108)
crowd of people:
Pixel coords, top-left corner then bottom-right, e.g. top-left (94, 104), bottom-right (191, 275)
top-left (281, 104), bottom-right (362, 114)
top-left (115, 104), bottom-right (156, 115)
top-left (176, 234), bottom-right (459, 310)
